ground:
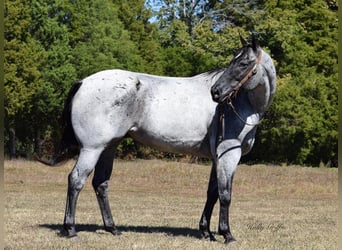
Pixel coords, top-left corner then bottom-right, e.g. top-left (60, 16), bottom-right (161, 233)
top-left (4, 159), bottom-right (338, 249)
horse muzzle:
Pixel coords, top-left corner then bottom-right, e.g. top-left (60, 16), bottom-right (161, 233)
top-left (211, 85), bottom-right (235, 103)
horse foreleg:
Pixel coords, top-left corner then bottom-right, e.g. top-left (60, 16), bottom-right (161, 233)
top-left (199, 163), bottom-right (218, 241)
top-left (92, 146), bottom-right (121, 236)
top-left (63, 147), bottom-right (103, 237)
top-left (216, 139), bottom-right (241, 244)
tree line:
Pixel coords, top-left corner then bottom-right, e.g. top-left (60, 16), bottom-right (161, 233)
top-left (4, 0), bottom-right (338, 166)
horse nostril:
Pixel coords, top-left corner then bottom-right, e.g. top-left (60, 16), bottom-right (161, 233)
top-left (211, 87), bottom-right (220, 100)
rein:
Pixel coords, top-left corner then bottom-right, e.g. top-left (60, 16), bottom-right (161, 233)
top-left (218, 50), bottom-right (262, 143)
top-left (227, 101), bottom-right (261, 126)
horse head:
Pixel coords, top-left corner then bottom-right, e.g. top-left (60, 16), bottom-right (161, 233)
top-left (211, 34), bottom-right (263, 103)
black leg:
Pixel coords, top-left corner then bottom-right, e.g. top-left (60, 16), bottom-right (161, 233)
top-left (62, 179), bottom-right (80, 237)
top-left (62, 148), bottom-right (103, 237)
top-left (218, 176), bottom-right (236, 244)
top-left (92, 146), bottom-right (121, 236)
top-left (94, 181), bottom-right (121, 235)
top-left (199, 163), bottom-right (218, 241)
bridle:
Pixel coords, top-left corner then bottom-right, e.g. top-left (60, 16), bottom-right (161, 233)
top-left (217, 50), bottom-right (262, 143)
top-left (227, 49), bottom-right (262, 103)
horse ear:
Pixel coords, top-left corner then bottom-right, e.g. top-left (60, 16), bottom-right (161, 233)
top-left (251, 31), bottom-right (260, 53)
top-left (239, 32), bottom-right (248, 47)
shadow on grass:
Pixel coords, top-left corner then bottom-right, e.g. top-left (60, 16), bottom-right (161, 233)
top-left (39, 224), bottom-right (203, 239)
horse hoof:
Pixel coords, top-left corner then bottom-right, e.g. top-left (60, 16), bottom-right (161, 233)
top-left (224, 235), bottom-right (236, 244)
top-left (208, 234), bottom-right (217, 242)
top-left (201, 231), bottom-right (216, 242)
top-left (59, 227), bottom-right (78, 238)
top-left (105, 226), bottom-right (122, 236)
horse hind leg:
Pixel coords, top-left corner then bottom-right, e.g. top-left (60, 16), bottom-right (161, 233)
top-left (63, 147), bottom-right (104, 237)
top-left (92, 144), bottom-right (121, 236)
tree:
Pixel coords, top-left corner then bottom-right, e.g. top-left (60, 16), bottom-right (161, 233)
top-left (4, 0), bottom-right (47, 156)
top-left (29, 0), bottom-right (77, 153)
top-left (245, 0), bottom-right (338, 165)
top-left (4, 0), bottom-right (337, 165)
top-left (115, 0), bottom-right (164, 74)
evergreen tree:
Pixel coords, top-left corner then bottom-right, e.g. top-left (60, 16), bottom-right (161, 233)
top-left (115, 0), bottom-right (164, 74)
top-left (4, 0), bottom-right (47, 156)
top-left (246, 0), bottom-right (338, 165)
top-left (3, 0), bottom-right (337, 165)
top-left (29, 0), bottom-right (77, 153)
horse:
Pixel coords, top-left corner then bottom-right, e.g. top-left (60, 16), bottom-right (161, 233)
top-left (42, 35), bottom-right (276, 244)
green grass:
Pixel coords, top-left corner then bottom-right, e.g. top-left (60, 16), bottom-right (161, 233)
top-left (5, 159), bottom-right (338, 249)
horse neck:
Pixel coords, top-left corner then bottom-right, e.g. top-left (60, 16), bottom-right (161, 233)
top-left (247, 50), bottom-right (276, 115)
top-left (196, 69), bottom-right (225, 88)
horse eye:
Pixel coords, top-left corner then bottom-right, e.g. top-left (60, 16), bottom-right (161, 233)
top-left (239, 62), bottom-right (249, 67)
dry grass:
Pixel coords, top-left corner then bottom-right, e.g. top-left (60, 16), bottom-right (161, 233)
top-left (5, 159), bottom-right (337, 249)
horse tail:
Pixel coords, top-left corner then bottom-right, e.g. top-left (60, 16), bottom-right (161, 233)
top-left (59, 81), bottom-right (83, 153)
top-left (36, 81), bottom-right (83, 166)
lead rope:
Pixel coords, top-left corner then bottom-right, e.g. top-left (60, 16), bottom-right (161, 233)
top-left (228, 100), bottom-right (261, 126)
top-left (218, 104), bottom-right (225, 143)
top-left (217, 100), bottom-right (261, 145)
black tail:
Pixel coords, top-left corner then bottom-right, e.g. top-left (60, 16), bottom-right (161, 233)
top-left (36, 81), bottom-right (83, 166)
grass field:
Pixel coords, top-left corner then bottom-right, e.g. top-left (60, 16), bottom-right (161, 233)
top-left (4, 159), bottom-right (338, 249)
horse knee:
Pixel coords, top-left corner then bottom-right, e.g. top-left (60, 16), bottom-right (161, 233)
top-left (218, 190), bottom-right (231, 206)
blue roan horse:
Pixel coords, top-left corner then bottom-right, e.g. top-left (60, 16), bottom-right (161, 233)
top-left (44, 35), bottom-right (276, 244)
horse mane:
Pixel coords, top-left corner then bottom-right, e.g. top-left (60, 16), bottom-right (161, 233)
top-left (199, 68), bottom-right (225, 80)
